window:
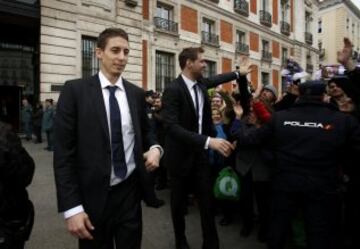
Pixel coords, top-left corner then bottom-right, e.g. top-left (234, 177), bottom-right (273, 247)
top-left (262, 40), bottom-right (270, 52)
top-left (261, 72), bottom-right (269, 85)
top-left (236, 30), bottom-right (246, 44)
top-left (281, 0), bottom-right (289, 21)
top-left (82, 36), bottom-right (99, 78)
top-left (262, 0), bottom-right (268, 10)
top-left (347, 18), bottom-right (350, 30)
top-left (155, 51), bottom-right (175, 92)
top-left (318, 19), bottom-right (322, 33)
top-left (305, 11), bottom-right (312, 32)
top-left (155, 2), bottom-right (177, 32)
top-left (202, 18), bottom-right (218, 45)
top-left (352, 23), bottom-right (355, 34)
top-left (204, 60), bottom-right (217, 78)
top-left (202, 18), bottom-right (215, 35)
top-left (156, 2), bottom-right (173, 20)
top-left (282, 47), bottom-right (288, 65)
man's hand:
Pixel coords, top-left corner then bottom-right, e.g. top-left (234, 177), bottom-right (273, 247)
top-left (337, 37), bottom-right (356, 71)
top-left (238, 55), bottom-right (254, 76)
top-left (209, 138), bottom-right (235, 157)
top-left (66, 212), bottom-right (94, 240)
top-left (143, 148), bottom-right (160, 172)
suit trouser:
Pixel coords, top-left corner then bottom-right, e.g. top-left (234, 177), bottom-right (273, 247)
top-left (267, 175), bottom-right (341, 249)
top-left (79, 173), bottom-right (142, 249)
top-left (239, 171), bottom-right (270, 233)
top-left (170, 155), bottom-right (219, 249)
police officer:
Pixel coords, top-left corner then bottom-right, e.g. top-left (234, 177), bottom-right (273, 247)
top-left (231, 80), bottom-right (360, 249)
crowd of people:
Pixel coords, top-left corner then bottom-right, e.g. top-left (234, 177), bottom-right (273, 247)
top-left (131, 37), bottom-right (360, 249)
top-left (1, 27), bottom-right (360, 249)
top-left (20, 98), bottom-right (55, 151)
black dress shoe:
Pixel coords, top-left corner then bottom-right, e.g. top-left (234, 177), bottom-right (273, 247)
top-left (176, 238), bottom-right (190, 249)
top-left (146, 199), bottom-right (165, 208)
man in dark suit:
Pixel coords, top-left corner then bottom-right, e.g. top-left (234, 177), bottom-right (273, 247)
top-left (161, 47), bottom-right (238, 249)
top-left (54, 28), bottom-right (162, 249)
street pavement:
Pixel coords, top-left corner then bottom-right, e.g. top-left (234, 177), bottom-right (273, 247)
top-left (23, 140), bottom-right (265, 249)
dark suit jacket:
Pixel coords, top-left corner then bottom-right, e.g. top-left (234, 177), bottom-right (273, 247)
top-left (54, 74), bottom-right (157, 224)
top-left (161, 72), bottom-right (238, 177)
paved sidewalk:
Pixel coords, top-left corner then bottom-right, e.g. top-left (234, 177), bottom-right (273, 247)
top-left (23, 140), bottom-right (265, 249)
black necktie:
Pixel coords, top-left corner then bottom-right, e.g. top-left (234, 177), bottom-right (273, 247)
top-left (193, 84), bottom-right (200, 120)
top-left (107, 86), bottom-right (127, 179)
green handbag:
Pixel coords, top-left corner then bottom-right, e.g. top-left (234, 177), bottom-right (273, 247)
top-left (213, 167), bottom-right (241, 201)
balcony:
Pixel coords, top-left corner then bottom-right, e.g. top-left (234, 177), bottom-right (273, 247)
top-left (281, 21), bottom-right (291, 36)
top-left (154, 17), bottom-right (178, 34)
top-left (260, 10), bottom-right (272, 27)
top-left (262, 50), bottom-right (272, 62)
top-left (306, 64), bottom-right (314, 73)
top-left (305, 32), bottom-right (313, 45)
top-left (236, 42), bottom-right (249, 55)
top-left (319, 49), bottom-right (325, 59)
top-left (208, 0), bottom-right (220, 3)
top-left (201, 31), bottom-right (219, 47)
top-left (234, 0), bottom-right (249, 17)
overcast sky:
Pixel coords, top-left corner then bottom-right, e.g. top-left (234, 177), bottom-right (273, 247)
top-left (351, 0), bottom-right (360, 10)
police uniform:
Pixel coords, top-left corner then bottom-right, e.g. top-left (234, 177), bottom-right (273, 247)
top-left (232, 81), bottom-right (360, 249)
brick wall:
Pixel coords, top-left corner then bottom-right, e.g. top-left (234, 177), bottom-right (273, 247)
top-left (272, 41), bottom-right (280, 58)
top-left (251, 64), bottom-right (259, 89)
top-left (273, 0), bottom-right (278, 24)
top-left (250, 0), bottom-right (257, 14)
top-left (220, 20), bottom-right (233, 44)
top-left (143, 0), bottom-right (149, 20)
top-left (291, 0), bottom-right (294, 32)
top-left (181, 5), bottom-right (198, 33)
top-left (222, 57), bottom-right (233, 91)
top-left (272, 69), bottom-right (279, 93)
top-left (250, 32), bottom-right (259, 52)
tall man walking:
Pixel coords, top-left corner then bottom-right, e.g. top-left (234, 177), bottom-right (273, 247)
top-left (161, 47), bottom-right (238, 249)
top-left (54, 28), bottom-right (162, 249)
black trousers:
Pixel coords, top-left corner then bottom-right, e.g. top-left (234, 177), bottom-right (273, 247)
top-left (239, 171), bottom-right (270, 232)
top-left (267, 174), bottom-right (341, 249)
top-left (79, 173), bottom-right (142, 249)
top-left (170, 154), bottom-right (219, 249)
top-left (344, 180), bottom-right (360, 249)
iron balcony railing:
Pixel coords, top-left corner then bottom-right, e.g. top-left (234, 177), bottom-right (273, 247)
top-left (154, 17), bottom-right (178, 33)
top-left (306, 64), bottom-right (314, 73)
top-left (281, 21), bottom-right (290, 36)
top-left (236, 42), bottom-right (249, 54)
top-left (262, 50), bottom-right (272, 62)
top-left (305, 32), bottom-right (313, 45)
top-left (260, 10), bottom-right (272, 27)
top-left (234, 0), bottom-right (249, 17)
top-left (201, 31), bottom-right (219, 46)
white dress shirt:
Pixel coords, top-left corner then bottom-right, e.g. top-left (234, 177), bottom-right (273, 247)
top-left (181, 74), bottom-right (210, 149)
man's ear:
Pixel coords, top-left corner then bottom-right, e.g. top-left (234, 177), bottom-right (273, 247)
top-left (95, 48), bottom-right (102, 59)
top-left (186, 59), bottom-right (192, 69)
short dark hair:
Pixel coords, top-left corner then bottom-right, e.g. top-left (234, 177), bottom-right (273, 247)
top-left (97, 28), bottom-right (129, 50)
top-left (178, 47), bottom-right (204, 70)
